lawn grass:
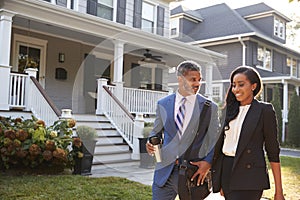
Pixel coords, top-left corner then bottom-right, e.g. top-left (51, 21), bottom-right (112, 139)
top-left (0, 173), bottom-right (152, 200)
top-left (0, 156), bottom-right (298, 200)
top-left (262, 156), bottom-right (300, 200)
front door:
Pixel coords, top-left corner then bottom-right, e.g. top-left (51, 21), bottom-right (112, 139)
top-left (13, 34), bottom-right (47, 88)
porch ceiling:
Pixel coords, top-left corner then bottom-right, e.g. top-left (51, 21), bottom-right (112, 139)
top-left (3, 0), bottom-right (226, 67)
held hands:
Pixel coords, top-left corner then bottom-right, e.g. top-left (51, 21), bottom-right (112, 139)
top-left (189, 160), bottom-right (211, 186)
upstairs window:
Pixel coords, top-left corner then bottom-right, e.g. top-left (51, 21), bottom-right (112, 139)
top-left (274, 17), bottom-right (285, 40)
top-left (212, 84), bottom-right (223, 104)
top-left (170, 18), bottom-right (179, 37)
top-left (287, 57), bottom-right (297, 77)
top-left (142, 1), bottom-right (155, 33)
top-left (257, 45), bottom-right (272, 71)
top-left (87, 0), bottom-right (114, 21)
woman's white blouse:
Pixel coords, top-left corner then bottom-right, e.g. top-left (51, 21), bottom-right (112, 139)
top-left (222, 104), bottom-right (251, 156)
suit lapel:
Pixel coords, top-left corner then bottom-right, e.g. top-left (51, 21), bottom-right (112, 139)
top-left (233, 100), bottom-right (262, 169)
top-left (181, 94), bottom-right (204, 141)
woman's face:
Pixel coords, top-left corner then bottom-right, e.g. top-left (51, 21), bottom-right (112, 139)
top-left (231, 73), bottom-right (257, 106)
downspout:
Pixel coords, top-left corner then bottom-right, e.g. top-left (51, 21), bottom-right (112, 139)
top-left (238, 36), bottom-right (246, 66)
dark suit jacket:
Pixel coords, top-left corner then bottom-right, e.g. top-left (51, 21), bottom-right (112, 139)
top-left (212, 99), bottom-right (280, 192)
top-left (150, 93), bottom-right (219, 187)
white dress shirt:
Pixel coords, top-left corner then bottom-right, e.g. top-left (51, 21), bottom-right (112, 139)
top-left (222, 104), bottom-right (251, 156)
top-left (174, 92), bottom-right (196, 137)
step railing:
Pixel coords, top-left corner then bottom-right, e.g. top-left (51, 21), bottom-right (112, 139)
top-left (9, 70), bottom-right (60, 126)
top-left (102, 86), bottom-right (135, 149)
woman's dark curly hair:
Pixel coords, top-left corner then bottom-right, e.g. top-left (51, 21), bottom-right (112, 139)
top-left (223, 66), bottom-right (262, 129)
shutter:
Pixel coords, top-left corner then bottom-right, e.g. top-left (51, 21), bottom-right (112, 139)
top-left (156, 6), bottom-right (165, 36)
top-left (133, 0), bottom-right (142, 28)
top-left (87, 0), bottom-right (97, 16)
top-left (117, 0), bottom-right (126, 24)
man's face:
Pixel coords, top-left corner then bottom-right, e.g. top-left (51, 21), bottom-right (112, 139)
top-left (178, 70), bottom-right (201, 96)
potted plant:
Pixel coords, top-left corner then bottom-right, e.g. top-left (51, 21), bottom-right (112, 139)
top-left (73, 125), bottom-right (97, 175)
top-left (139, 122), bottom-right (155, 168)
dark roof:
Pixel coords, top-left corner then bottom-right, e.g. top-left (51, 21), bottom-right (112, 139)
top-left (171, 5), bottom-right (203, 21)
top-left (235, 3), bottom-right (274, 17)
top-left (171, 3), bottom-right (289, 42)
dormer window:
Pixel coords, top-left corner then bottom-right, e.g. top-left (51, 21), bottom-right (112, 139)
top-left (274, 17), bottom-right (285, 39)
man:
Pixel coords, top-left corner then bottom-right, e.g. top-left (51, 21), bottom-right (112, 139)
top-left (146, 60), bottom-right (219, 200)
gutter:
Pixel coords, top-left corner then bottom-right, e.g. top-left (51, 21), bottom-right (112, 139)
top-left (238, 36), bottom-right (246, 66)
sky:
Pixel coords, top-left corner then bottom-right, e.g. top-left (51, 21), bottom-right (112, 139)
top-left (170, 0), bottom-right (300, 47)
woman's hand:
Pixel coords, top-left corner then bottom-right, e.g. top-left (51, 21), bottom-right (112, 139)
top-left (189, 160), bottom-right (211, 186)
top-left (274, 193), bottom-right (285, 200)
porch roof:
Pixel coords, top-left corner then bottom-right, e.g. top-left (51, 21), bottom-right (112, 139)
top-left (2, 0), bottom-right (226, 66)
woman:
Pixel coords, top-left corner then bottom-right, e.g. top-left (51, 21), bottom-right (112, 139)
top-left (212, 66), bottom-right (285, 200)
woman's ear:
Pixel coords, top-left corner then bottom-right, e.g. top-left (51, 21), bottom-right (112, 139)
top-left (252, 83), bottom-right (257, 91)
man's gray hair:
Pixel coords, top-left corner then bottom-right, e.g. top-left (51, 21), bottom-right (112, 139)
top-left (176, 60), bottom-right (202, 76)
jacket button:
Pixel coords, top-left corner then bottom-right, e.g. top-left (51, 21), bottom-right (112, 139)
top-left (246, 164), bottom-right (251, 169)
top-left (247, 149), bottom-right (251, 153)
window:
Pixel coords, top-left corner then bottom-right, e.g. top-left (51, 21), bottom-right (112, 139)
top-left (212, 84), bottom-right (223, 103)
top-left (142, 1), bottom-right (155, 33)
top-left (257, 45), bottom-right (272, 71)
top-left (287, 57), bottom-right (297, 77)
top-left (170, 18), bottom-right (179, 37)
top-left (87, 0), bottom-right (114, 20)
top-left (274, 17), bottom-right (285, 39)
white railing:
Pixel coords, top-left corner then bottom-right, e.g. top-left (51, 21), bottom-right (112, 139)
top-left (9, 72), bottom-right (60, 126)
top-left (102, 86), bottom-right (135, 149)
top-left (105, 85), bottom-right (168, 114)
top-left (27, 77), bottom-right (60, 126)
top-left (9, 73), bottom-right (27, 109)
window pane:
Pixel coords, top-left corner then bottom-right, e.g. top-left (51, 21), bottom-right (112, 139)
top-left (97, 4), bottom-right (113, 20)
top-left (265, 48), bottom-right (271, 70)
top-left (18, 45), bottom-right (40, 73)
top-left (142, 2), bottom-right (154, 21)
top-left (257, 46), bottom-right (264, 61)
top-left (98, 0), bottom-right (113, 7)
top-left (142, 19), bottom-right (153, 33)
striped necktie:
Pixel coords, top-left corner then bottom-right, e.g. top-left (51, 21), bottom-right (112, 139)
top-left (175, 97), bottom-right (186, 136)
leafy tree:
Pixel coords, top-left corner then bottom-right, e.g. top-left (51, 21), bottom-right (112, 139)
top-left (271, 85), bottom-right (283, 143)
top-left (287, 91), bottom-right (300, 147)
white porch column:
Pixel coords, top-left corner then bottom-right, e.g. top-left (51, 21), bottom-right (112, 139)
top-left (296, 86), bottom-right (299, 96)
top-left (132, 113), bottom-right (144, 160)
top-left (113, 40), bottom-right (125, 101)
top-left (96, 78), bottom-right (108, 115)
top-left (205, 64), bottom-right (213, 99)
top-left (282, 81), bottom-right (288, 142)
top-left (0, 10), bottom-right (15, 110)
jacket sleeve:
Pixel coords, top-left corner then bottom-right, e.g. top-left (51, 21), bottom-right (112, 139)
top-left (263, 104), bottom-right (280, 163)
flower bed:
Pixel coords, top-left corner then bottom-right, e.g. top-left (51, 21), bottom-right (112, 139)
top-left (0, 116), bottom-right (82, 173)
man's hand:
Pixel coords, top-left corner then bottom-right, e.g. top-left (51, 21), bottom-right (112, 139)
top-left (189, 160), bottom-right (211, 186)
top-left (146, 141), bottom-right (155, 156)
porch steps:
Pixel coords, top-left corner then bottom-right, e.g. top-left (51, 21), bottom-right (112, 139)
top-left (73, 114), bottom-right (139, 168)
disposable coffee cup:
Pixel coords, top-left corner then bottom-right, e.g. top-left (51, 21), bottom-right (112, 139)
top-left (149, 136), bottom-right (162, 162)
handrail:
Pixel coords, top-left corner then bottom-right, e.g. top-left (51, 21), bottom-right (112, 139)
top-left (30, 77), bottom-right (61, 117)
top-left (103, 85), bottom-right (134, 121)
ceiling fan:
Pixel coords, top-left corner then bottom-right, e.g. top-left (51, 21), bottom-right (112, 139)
top-left (141, 49), bottom-right (162, 62)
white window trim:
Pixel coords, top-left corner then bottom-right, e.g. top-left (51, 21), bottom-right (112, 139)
top-left (170, 18), bottom-right (179, 38)
top-left (212, 83), bottom-right (223, 103)
top-left (287, 56), bottom-right (297, 78)
top-left (49, 0), bottom-right (73, 9)
top-left (256, 45), bottom-right (272, 72)
top-left (142, 0), bottom-right (158, 33)
top-left (12, 34), bottom-right (48, 88)
top-left (274, 16), bottom-right (285, 40)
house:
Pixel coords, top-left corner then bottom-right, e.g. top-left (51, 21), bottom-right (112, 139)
top-left (0, 0), bottom-right (225, 166)
top-left (170, 2), bottom-right (300, 142)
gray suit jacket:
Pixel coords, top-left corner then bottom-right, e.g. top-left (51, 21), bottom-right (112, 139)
top-left (150, 93), bottom-right (219, 187)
